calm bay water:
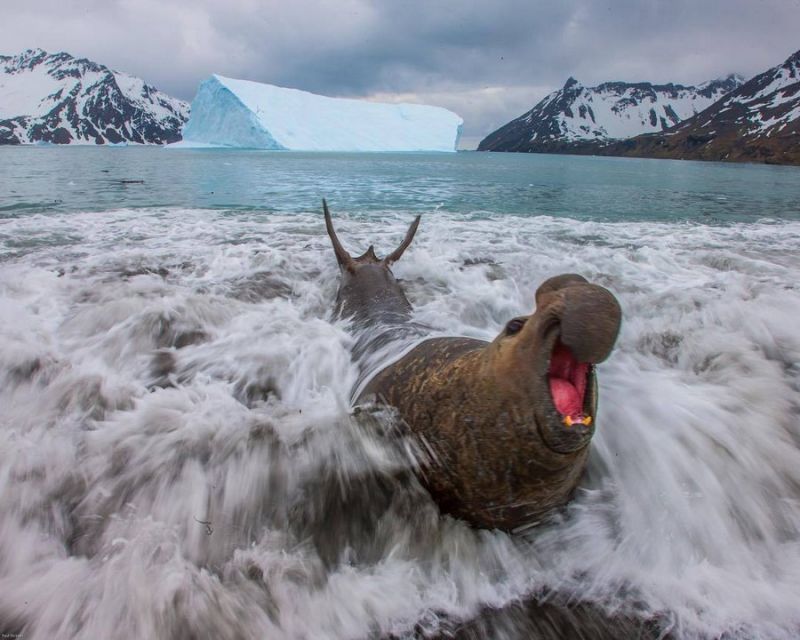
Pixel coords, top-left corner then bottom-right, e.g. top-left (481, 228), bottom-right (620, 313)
top-left (2, 146), bottom-right (799, 221)
top-left (1, 148), bottom-right (800, 640)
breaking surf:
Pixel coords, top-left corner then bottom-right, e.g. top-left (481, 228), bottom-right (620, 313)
top-left (1, 206), bottom-right (799, 639)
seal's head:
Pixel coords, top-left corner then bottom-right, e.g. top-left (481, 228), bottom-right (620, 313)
top-left (485, 274), bottom-right (622, 454)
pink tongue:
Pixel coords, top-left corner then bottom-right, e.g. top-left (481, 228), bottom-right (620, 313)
top-left (549, 378), bottom-right (583, 416)
top-left (548, 342), bottom-right (589, 418)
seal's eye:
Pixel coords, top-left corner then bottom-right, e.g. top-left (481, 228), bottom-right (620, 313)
top-left (505, 318), bottom-right (526, 335)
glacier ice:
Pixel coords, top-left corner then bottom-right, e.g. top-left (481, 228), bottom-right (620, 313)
top-left (173, 75), bottom-right (463, 152)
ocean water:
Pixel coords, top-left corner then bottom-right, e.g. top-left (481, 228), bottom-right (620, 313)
top-left (1, 147), bottom-right (799, 639)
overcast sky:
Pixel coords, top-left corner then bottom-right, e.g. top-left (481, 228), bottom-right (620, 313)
top-left (2, 0), bottom-right (799, 148)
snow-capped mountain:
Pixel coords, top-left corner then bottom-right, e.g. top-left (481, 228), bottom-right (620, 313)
top-left (0, 49), bottom-right (188, 145)
top-left (598, 49), bottom-right (800, 164)
top-left (478, 75), bottom-right (744, 152)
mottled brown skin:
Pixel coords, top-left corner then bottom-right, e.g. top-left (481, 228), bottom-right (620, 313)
top-left (324, 201), bottom-right (622, 531)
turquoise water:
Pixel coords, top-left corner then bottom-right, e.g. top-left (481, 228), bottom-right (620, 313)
top-left (1, 146), bottom-right (798, 222)
top-left (1, 148), bottom-right (800, 639)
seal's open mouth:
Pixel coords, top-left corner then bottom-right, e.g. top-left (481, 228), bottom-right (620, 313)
top-left (548, 340), bottom-right (591, 423)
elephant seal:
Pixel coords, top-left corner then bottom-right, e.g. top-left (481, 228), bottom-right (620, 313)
top-left (324, 200), bottom-right (621, 531)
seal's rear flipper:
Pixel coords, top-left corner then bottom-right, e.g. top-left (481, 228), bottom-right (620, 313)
top-left (323, 199), bottom-right (355, 272)
top-left (322, 199), bottom-right (421, 268)
top-left (383, 215), bottom-right (420, 266)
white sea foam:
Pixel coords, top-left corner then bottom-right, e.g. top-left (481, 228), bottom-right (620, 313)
top-left (1, 208), bottom-right (799, 639)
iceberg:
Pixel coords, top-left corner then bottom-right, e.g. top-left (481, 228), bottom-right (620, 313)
top-left (173, 75), bottom-right (463, 152)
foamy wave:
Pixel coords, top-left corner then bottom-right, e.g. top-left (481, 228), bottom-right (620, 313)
top-left (1, 208), bottom-right (799, 639)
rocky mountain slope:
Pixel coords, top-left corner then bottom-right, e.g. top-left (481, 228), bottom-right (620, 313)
top-left (598, 49), bottom-right (800, 164)
top-left (478, 75), bottom-right (743, 153)
top-left (0, 49), bottom-right (188, 145)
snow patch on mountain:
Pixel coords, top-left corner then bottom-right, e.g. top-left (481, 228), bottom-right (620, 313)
top-left (534, 49), bottom-right (800, 166)
top-left (478, 74), bottom-right (745, 152)
top-left (174, 75), bottom-right (463, 152)
top-left (0, 49), bottom-right (189, 145)
top-left (727, 50), bottom-right (800, 137)
top-left (541, 76), bottom-right (742, 142)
